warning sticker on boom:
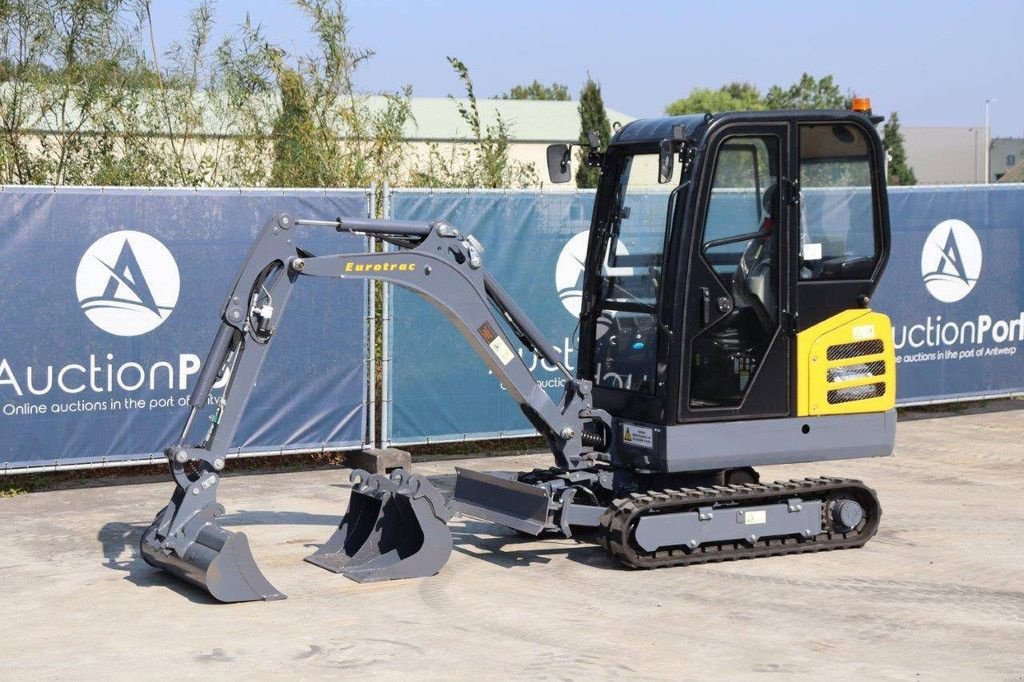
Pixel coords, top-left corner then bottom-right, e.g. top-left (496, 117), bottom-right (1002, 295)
top-left (622, 423), bottom-right (654, 449)
top-left (478, 322), bottom-right (515, 365)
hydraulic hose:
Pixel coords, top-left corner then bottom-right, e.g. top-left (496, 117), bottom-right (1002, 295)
top-left (484, 273), bottom-right (571, 379)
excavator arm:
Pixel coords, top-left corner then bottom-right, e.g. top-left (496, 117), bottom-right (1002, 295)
top-left (141, 212), bottom-right (609, 602)
top-left (179, 212), bottom-right (606, 472)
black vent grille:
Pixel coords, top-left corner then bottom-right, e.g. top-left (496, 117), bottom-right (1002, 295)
top-left (827, 382), bottom-right (886, 404)
top-left (827, 360), bottom-right (887, 383)
top-left (826, 339), bottom-right (884, 361)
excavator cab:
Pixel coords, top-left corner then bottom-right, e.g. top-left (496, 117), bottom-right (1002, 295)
top-left (141, 106), bottom-right (896, 603)
top-left (553, 109), bottom-right (895, 475)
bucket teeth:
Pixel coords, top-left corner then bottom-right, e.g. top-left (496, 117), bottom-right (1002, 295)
top-left (140, 506), bottom-right (285, 603)
top-left (305, 468), bottom-right (453, 583)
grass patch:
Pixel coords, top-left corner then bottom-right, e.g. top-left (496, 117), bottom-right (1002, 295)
top-left (1, 476), bottom-right (43, 498)
top-left (0, 452), bottom-right (348, 498)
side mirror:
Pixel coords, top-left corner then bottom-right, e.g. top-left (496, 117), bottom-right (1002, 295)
top-left (546, 144), bottom-right (572, 183)
top-left (658, 139), bottom-right (675, 184)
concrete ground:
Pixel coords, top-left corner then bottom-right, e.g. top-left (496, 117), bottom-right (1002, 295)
top-left (1, 407), bottom-right (1022, 681)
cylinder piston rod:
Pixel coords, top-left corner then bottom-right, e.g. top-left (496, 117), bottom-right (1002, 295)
top-left (296, 217), bottom-right (434, 237)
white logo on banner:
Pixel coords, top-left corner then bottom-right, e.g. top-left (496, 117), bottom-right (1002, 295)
top-left (76, 231), bottom-right (180, 336)
top-left (921, 219), bottom-right (982, 304)
top-left (555, 230), bottom-right (631, 317)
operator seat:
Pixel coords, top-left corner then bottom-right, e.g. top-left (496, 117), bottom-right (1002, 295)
top-left (731, 183), bottom-right (779, 331)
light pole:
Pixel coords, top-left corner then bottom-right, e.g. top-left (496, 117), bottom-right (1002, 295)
top-left (985, 98), bottom-right (996, 183)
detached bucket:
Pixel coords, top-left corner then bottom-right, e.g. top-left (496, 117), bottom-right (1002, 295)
top-left (306, 469), bottom-right (452, 583)
top-left (141, 506), bottom-right (285, 603)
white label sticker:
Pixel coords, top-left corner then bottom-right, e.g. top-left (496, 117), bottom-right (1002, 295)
top-left (489, 336), bottom-right (515, 365)
top-left (743, 510), bottom-right (767, 525)
top-left (622, 423), bottom-right (654, 449)
top-left (852, 324), bottom-right (876, 341)
top-left (802, 242), bottom-right (823, 261)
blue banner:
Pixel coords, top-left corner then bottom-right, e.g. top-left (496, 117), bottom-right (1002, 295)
top-left (0, 187), bottom-right (370, 471)
top-left (872, 185), bottom-right (1024, 403)
top-left (386, 190), bottom-right (595, 443)
top-left (385, 185), bottom-right (1024, 445)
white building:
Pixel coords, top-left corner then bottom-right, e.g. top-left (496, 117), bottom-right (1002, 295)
top-left (393, 97), bottom-right (635, 183)
top-left (901, 127), bottom-right (1024, 184)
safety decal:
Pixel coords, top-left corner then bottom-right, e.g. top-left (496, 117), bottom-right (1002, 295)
top-left (622, 423), bottom-right (654, 449)
top-left (478, 322), bottom-right (515, 365)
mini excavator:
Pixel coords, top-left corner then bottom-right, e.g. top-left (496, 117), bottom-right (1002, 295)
top-left (142, 103), bottom-right (897, 602)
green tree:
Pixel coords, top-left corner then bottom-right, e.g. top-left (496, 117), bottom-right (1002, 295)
top-left (665, 82), bottom-right (764, 115)
top-left (497, 80), bottom-right (570, 101)
top-left (575, 75), bottom-right (611, 188)
top-left (269, 68), bottom-right (324, 187)
top-left (0, 0), bottom-right (147, 184)
top-left (883, 111), bottom-right (916, 185)
top-left (665, 74), bottom-right (855, 117)
top-left (764, 73), bottom-right (849, 110)
top-left (0, 0), bottom-right (541, 189)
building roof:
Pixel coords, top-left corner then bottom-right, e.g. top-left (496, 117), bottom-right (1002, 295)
top-left (400, 97), bottom-right (635, 143)
top-left (991, 137), bottom-right (1024, 148)
top-left (0, 83), bottom-right (635, 143)
top-left (997, 159), bottom-right (1024, 183)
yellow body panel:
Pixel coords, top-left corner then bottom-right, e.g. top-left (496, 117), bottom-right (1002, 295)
top-left (796, 309), bottom-right (896, 417)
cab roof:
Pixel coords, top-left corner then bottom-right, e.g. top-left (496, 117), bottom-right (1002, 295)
top-left (609, 110), bottom-right (879, 147)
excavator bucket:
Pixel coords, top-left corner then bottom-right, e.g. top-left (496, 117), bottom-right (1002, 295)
top-left (140, 504), bottom-right (286, 603)
top-left (305, 468), bottom-right (453, 583)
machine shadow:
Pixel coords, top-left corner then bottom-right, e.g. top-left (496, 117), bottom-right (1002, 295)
top-left (98, 520), bottom-right (216, 604)
top-left (448, 518), bottom-right (618, 571)
top-left (97, 509), bottom-right (342, 603)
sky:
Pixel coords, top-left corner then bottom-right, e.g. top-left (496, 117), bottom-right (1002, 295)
top-left (148, 0), bottom-right (1024, 137)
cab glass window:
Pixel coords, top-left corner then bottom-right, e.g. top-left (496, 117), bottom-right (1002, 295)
top-left (798, 123), bottom-right (878, 280)
top-left (702, 138), bottom-right (777, 277)
top-left (689, 135), bottom-right (781, 409)
top-left (591, 152), bottom-right (682, 394)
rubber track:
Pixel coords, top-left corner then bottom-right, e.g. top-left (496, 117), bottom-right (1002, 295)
top-left (598, 477), bottom-right (881, 569)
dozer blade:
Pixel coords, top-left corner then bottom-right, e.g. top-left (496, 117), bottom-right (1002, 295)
top-left (451, 467), bottom-right (551, 535)
top-left (141, 506), bottom-right (285, 603)
top-left (305, 469), bottom-right (453, 583)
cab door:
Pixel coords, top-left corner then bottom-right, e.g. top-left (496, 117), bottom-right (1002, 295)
top-left (678, 123), bottom-right (794, 422)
